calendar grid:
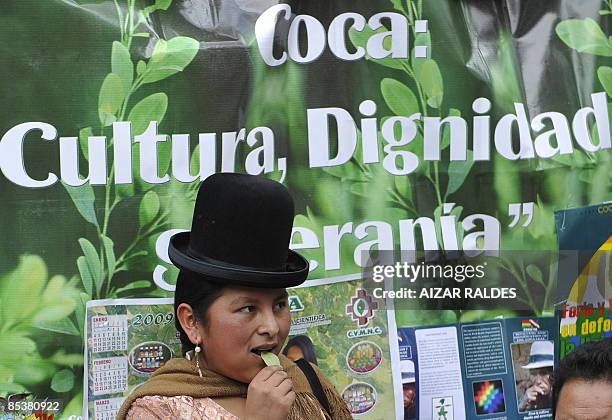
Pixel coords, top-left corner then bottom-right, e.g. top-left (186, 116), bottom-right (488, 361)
top-left (92, 356), bottom-right (129, 396)
top-left (92, 315), bottom-right (128, 353)
top-left (93, 397), bottom-right (125, 420)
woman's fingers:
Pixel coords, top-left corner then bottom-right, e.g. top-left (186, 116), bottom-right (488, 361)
top-left (267, 370), bottom-right (289, 387)
top-left (254, 365), bottom-right (284, 383)
top-left (281, 390), bottom-right (297, 406)
top-left (276, 377), bottom-right (293, 395)
top-left (245, 366), bottom-right (295, 420)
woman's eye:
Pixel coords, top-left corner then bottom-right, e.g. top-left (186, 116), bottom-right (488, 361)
top-left (239, 306), bottom-right (255, 313)
top-left (274, 301), bottom-right (287, 310)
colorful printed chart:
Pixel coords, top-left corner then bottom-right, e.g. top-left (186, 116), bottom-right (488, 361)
top-left (128, 342), bottom-right (172, 374)
top-left (342, 382), bottom-right (378, 415)
top-left (347, 341), bottom-right (383, 374)
top-left (473, 380), bottom-right (505, 414)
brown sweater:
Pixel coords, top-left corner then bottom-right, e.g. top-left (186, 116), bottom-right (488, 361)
top-left (116, 354), bottom-right (352, 420)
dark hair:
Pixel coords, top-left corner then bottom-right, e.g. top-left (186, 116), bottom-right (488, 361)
top-left (553, 338), bottom-right (612, 411)
top-left (174, 270), bottom-right (225, 355)
top-left (282, 334), bottom-right (318, 365)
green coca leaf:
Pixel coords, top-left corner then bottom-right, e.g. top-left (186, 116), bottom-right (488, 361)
top-left (261, 351), bottom-right (280, 366)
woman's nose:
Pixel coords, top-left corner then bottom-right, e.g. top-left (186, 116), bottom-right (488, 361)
top-left (257, 310), bottom-right (280, 336)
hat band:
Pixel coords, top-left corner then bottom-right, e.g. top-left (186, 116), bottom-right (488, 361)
top-left (186, 248), bottom-right (285, 272)
top-left (527, 354), bottom-right (553, 365)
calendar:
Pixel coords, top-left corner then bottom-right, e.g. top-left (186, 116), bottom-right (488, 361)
top-left (93, 397), bottom-right (125, 420)
top-left (92, 356), bottom-right (129, 395)
top-left (84, 298), bottom-right (182, 420)
top-left (92, 315), bottom-right (128, 352)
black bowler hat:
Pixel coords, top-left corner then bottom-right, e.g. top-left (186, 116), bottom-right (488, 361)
top-left (168, 173), bottom-right (309, 287)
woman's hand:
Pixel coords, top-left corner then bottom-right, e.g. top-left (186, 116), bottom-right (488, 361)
top-left (244, 365), bottom-right (295, 420)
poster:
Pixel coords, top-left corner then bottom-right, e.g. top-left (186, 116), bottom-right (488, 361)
top-left (554, 203), bottom-right (612, 359)
top-left (0, 0), bottom-right (610, 418)
top-left (83, 299), bottom-right (180, 420)
top-left (82, 275), bottom-right (401, 420)
top-left (288, 274), bottom-right (401, 419)
top-left (398, 317), bottom-right (558, 419)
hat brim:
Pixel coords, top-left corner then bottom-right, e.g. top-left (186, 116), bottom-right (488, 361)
top-left (168, 231), bottom-right (309, 288)
top-left (521, 361), bottom-right (554, 369)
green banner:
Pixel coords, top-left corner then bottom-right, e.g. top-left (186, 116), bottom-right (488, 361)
top-left (0, 0), bottom-right (610, 418)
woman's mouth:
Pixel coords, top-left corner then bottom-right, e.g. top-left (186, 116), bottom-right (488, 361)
top-left (250, 345), bottom-right (277, 356)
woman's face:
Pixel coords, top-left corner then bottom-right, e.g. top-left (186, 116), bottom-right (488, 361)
top-left (197, 286), bottom-right (291, 383)
top-left (285, 344), bottom-right (305, 362)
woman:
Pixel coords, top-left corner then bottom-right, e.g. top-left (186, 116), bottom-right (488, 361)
top-left (283, 335), bottom-right (319, 365)
top-left (117, 173), bottom-right (352, 420)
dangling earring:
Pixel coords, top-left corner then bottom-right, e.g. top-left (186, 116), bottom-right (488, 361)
top-left (195, 344), bottom-right (203, 377)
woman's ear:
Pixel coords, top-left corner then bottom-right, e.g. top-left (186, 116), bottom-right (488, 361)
top-left (176, 303), bottom-right (201, 345)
